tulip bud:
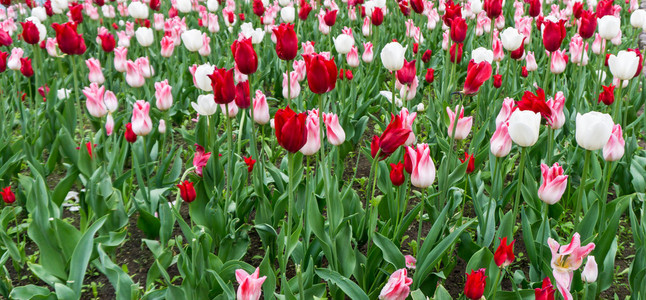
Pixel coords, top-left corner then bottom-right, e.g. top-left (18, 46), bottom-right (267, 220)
top-left (494, 237), bottom-right (515, 267)
top-left (575, 111), bottom-right (614, 151)
top-left (581, 256), bottom-right (598, 283)
top-left (508, 110), bottom-right (541, 147)
top-left (464, 269), bottom-right (487, 300)
top-left (381, 42), bottom-right (407, 71)
top-left (538, 163), bottom-right (568, 205)
top-left (490, 122), bottom-right (512, 157)
top-left (177, 180), bottom-right (196, 203)
top-left (323, 112), bottom-right (346, 146)
top-left (158, 119), bottom-right (166, 134)
top-left (603, 124), bottom-right (625, 161)
top-left (0, 187), bottom-right (16, 204)
top-left (446, 106), bottom-right (473, 140)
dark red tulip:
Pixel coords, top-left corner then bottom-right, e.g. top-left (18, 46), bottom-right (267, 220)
top-left (21, 21), bottom-right (40, 44)
top-left (535, 278), bottom-right (556, 300)
top-left (76, 142), bottom-right (95, 158)
top-left (389, 162), bottom-right (405, 186)
top-left (542, 19), bottom-right (566, 52)
top-left (396, 59), bottom-right (417, 85)
top-left (404, 151), bottom-right (412, 173)
top-left (598, 84), bottom-right (615, 105)
top-left (0, 29), bottom-right (12, 46)
top-left (484, 0), bottom-right (502, 19)
top-left (425, 68), bottom-right (435, 83)
top-left (273, 23), bottom-right (298, 61)
top-left (422, 49), bottom-right (432, 63)
top-left (398, 1), bottom-right (411, 16)
top-left (493, 74), bottom-right (502, 88)
top-left (20, 57), bottom-right (34, 77)
top-left (459, 152), bottom-right (475, 173)
top-left (517, 88), bottom-right (552, 121)
top-left (410, 0), bottom-right (424, 14)
top-left (526, 0), bottom-right (540, 17)
top-left (345, 70), bottom-right (353, 80)
top-left (252, 0), bottom-right (264, 16)
top-left (1, 0), bottom-right (11, 4)
top-left (44, 0), bottom-right (54, 16)
top-left (442, 0), bottom-right (462, 27)
top-left (579, 10), bottom-right (597, 39)
top-left (573, 2), bottom-right (583, 18)
top-left (98, 33), bottom-right (116, 52)
top-left (51, 22), bottom-right (86, 55)
top-left (177, 180), bottom-right (196, 203)
top-left (239, 13), bottom-right (246, 21)
top-left (463, 60), bottom-right (492, 94)
top-left (413, 43), bottom-right (419, 54)
top-left (231, 38), bottom-right (258, 74)
top-left (628, 48), bottom-right (643, 78)
top-left (168, 7), bottom-right (178, 18)
top-left (510, 38), bottom-right (526, 60)
top-left (125, 123), bottom-right (137, 143)
top-left (208, 68), bottom-right (236, 104)
top-left (69, 2), bottom-right (84, 23)
top-left (596, 0), bottom-right (613, 18)
top-left (464, 269), bottom-right (487, 300)
top-left (303, 53), bottom-right (337, 94)
top-left (235, 81), bottom-right (251, 109)
top-left (371, 114), bottom-right (412, 159)
top-left (450, 43), bottom-right (463, 63)
top-left (324, 9), bottom-right (338, 26)
top-left (494, 237), bottom-right (515, 267)
top-left (149, 0), bottom-right (159, 10)
top-left (38, 85), bottom-right (50, 99)
top-left (521, 66), bottom-right (528, 77)
top-left (371, 7), bottom-right (384, 26)
top-left (298, 0), bottom-right (312, 20)
top-left (0, 187), bottom-right (16, 204)
top-left (275, 106), bottom-right (308, 153)
top-left (0, 51), bottom-right (8, 73)
top-left (605, 53), bottom-right (610, 66)
top-left (243, 156), bottom-right (256, 172)
top-left (339, 68), bottom-right (345, 80)
top-left (450, 17), bottom-right (467, 43)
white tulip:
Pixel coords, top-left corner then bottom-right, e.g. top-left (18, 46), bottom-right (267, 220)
top-left (194, 64), bottom-right (216, 92)
top-left (280, 6), bottom-right (295, 23)
top-left (630, 9), bottom-right (646, 29)
top-left (608, 50), bottom-right (639, 80)
top-left (128, 2), bottom-right (149, 19)
top-left (31, 7), bottom-right (47, 22)
top-left (576, 112), bottom-right (614, 150)
top-left (471, 47), bottom-right (494, 64)
top-left (500, 27), bottom-right (524, 51)
top-left (333, 34), bottom-right (355, 54)
top-left (135, 27), bottom-right (154, 47)
top-left (471, 0), bottom-right (483, 14)
top-left (192, 94), bottom-right (218, 116)
top-left (51, 0), bottom-right (68, 14)
top-left (380, 42), bottom-right (407, 71)
top-left (508, 110), bottom-right (541, 147)
top-left (598, 15), bottom-right (620, 40)
top-left (182, 29), bottom-right (204, 52)
top-left (207, 0), bottom-right (219, 11)
top-left (175, 0), bottom-right (192, 13)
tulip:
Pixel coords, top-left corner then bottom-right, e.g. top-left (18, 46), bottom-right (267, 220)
top-left (105, 114), bottom-right (114, 136)
top-left (362, 42), bottom-right (374, 63)
top-left (114, 47), bottom-right (128, 72)
top-left (282, 71), bottom-right (301, 99)
top-left (275, 106), bottom-right (308, 153)
top-left (598, 15), bottom-right (620, 40)
top-left (232, 38), bottom-right (258, 75)
top-left (381, 42), bottom-right (407, 71)
top-left (136, 57), bottom-right (154, 78)
top-left (177, 180), bottom-right (196, 203)
top-left (450, 17), bottom-right (467, 43)
top-left (347, 46), bottom-right (360, 68)
top-left (450, 43), bottom-right (464, 63)
top-left (7, 48), bottom-right (23, 71)
top-left (181, 29), bottom-right (204, 52)
top-left (598, 84), bottom-right (615, 105)
top-left (21, 20), bottom-right (40, 44)
top-left (581, 256), bottom-right (598, 283)
top-left (525, 51), bottom-right (538, 71)
top-left (235, 81), bottom-right (251, 109)
top-left (537, 163), bottom-right (568, 205)
top-left (135, 27), bottom-right (153, 47)
top-left (371, 115), bottom-right (412, 159)
top-left (323, 9), bottom-right (338, 26)
top-left (303, 53), bottom-right (337, 94)
top-left (495, 97), bottom-right (515, 127)
top-left (298, 110), bottom-right (320, 156)
top-left (128, 1), bottom-right (149, 19)
top-left (220, 102), bottom-right (239, 118)
top-left (579, 10), bottom-right (597, 39)
top-left (371, 7), bottom-right (384, 26)
top-left (242, 156), bottom-right (256, 173)
top-left (446, 106), bottom-right (473, 140)
top-left (517, 88), bottom-right (552, 121)
top-left (273, 23), bottom-right (298, 61)
top-left (425, 68), bottom-right (435, 83)
top-left (378, 268), bottom-right (412, 300)
top-left (0, 187), bottom-right (15, 204)
top-left (463, 61), bottom-right (492, 94)
top-left (501, 27), bottom-right (524, 51)
top-left (443, 1), bottom-right (462, 26)
top-left (608, 50), bottom-right (640, 81)
top-left (603, 124), bottom-right (624, 161)
top-left (83, 83), bottom-right (107, 118)
top-left (550, 49), bottom-right (568, 74)
top-left (193, 144), bottom-right (211, 176)
top-left (460, 152), bottom-right (475, 173)
top-left (280, 6), bottom-right (295, 22)
top-left (421, 49), bottom-right (432, 63)
top-left (403, 255), bottom-right (416, 269)
top-left (535, 277), bottom-right (557, 300)
top-left (493, 74), bottom-right (502, 88)
top-left (299, 0), bottom-right (312, 20)
top-left (494, 237), bottom-right (515, 267)
top-left (596, 0), bottom-right (613, 17)
top-left (85, 58), bottom-right (105, 84)
top-left (396, 59), bottom-right (416, 85)
top-left (542, 19), bottom-right (566, 52)
top-left (548, 233), bottom-right (595, 300)
top-left (157, 119), bottom-right (166, 134)
top-left (333, 33), bottom-right (354, 54)
top-left (208, 68), bottom-right (236, 104)
top-left (154, 80), bottom-right (173, 111)
top-left (547, 91), bottom-right (565, 129)
top-left (131, 100), bottom-right (152, 136)
top-left (194, 64), bottom-right (216, 92)
top-left (508, 110), bottom-right (541, 147)
top-left (98, 33), bottom-right (116, 52)
top-left (575, 111), bottom-right (614, 151)
top-left (125, 60), bottom-right (145, 88)
top-left (389, 162), bottom-right (405, 186)
top-left (627, 48), bottom-right (643, 78)
top-left (464, 269), bottom-right (486, 300)
top-left (630, 9), bottom-right (646, 29)
top-left (0, 29), bottom-right (12, 47)
top-left (235, 268), bottom-right (266, 300)
top-left (19, 57), bottom-right (33, 77)
top-left (323, 112), bottom-right (346, 146)
top-left (124, 123), bottom-right (137, 143)
top-left (490, 122), bottom-right (512, 157)
top-left (253, 90), bottom-right (270, 125)
top-left (51, 22), bottom-right (86, 55)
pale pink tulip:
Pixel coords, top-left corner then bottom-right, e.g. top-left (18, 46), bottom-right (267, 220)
top-left (292, 60), bottom-right (306, 82)
top-left (104, 90), bottom-right (118, 113)
top-left (193, 144), bottom-right (211, 176)
top-left (154, 13), bottom-right (165, 31)
top-left (495, 97), bottom-right (515, 127)
top-left (323, 112), bottom-right (346, 146)
top-left (282, 71), bottom-right (301, 99)
top-left (114, 47), bottom-right (128, 72)
top-left (199, 33), bottom-right (211, 57)
top-left (404, 255), bottom-right (416, 269)
top-left (160, 36), bottom-right (175, 57)
top-left (399, 108), bottom-right (417, 146)
top-left (154, 80), bottom-right (173, 111)
top-left (603, 124), bottom-right (625, 161)
top-left (236, 268), bottom-right (266, 300)
top-left (492, 32), bottom-right (504, 62)
top-left (347, 45), bottom-right (360, 68)
top-left (379, 269), bottom-right (413, 300)
top-left (548, 233), bottom-right (595, 300)
top-left (547, 91), bottom-right (566, 129)
top-left (490, 122), bottom-right (512, 157)
top-left (136, 57), bottom-right (154, 78)
top-left (581, 256), bottom-right (598, 283)
top-left (46, 38), bottom-right (62, 57)
top-left (362, 17), bottom-right (371, 37)
top-left (85, 58), bottom-right (105, 84)
top-left (131, 100), bottom-right (152, 136)
top-left (406, 144), bottom-right (435, 188)
top-left (538, 162), bottom-right (568, 205)
top-left (82, 83), bottom-right (107, 118)
top-left (592, 33), bottom-right (604, 55)
top-left (300, 110), bottom-right (321, 156)
top-left (362, 42), bottom-right (373, 63)
top-left (220, 101), bottom-right (239, 118)
top-left (125, 60), bottom-right (145, 88)
top-left (117, 30), bottom-right (131, 47)
top-left (569, 34), bottom-right (584, 65)
top-left (105, 113), bottom-right (114, 136)
top-left (158, 119), bottom-right (166, 134)
top-left (525, 51), bottom-right (538, 71)
top-left (252, 90), bottom-right (270, 125)
top-left (550, 49), bottom-right (568, 74)
top-left (446, 106), bottom-right (473, 140)
top-left (7, 47), bottom-right (23, 71)
top-left (301, 41), bottom-right (316, 56)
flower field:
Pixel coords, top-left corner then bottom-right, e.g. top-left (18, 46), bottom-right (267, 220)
top-left (0, 0), bottom-right (646, 298)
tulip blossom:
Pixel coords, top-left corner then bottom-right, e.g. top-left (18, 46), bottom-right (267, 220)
top-left (581, 256), bottom-right (598, 283)
top-left (181, 29), bottom-right (204, 52)
top-left (194, 64), bottom-right (216, 92)
top-left (608, 50), bottom-right (640, 81)
top-left (450, 43), bottom-right (464, 63)
top-left (322, 112), bottom-right (346, 146)
top-left (21, 20), bottom-right (40, 44)
top-left (575, 112), bottom-right (614, 151)
top-left (7, 48), bottom-right (23, 71)
top-left (85, 58), bottom-right (105, 84)
top-left (579, 10), bottom-right (597, 39)
top-left (546, 92), bottom-right (565, 130)
top-left (535, 277), bottom-right (557, 300)
top-left (275, 106), bottom-right (308, 153)
top-left (0, 187), bottom-right (16, 204)
top-left (0, 30), bottom-right (12, 47)
top-left (124, 123), bottom-right (137, 143)
top-left (208, 68), bottom-right (236, 104)
top-left (450, 17), bottom-right (467, 43)
top-left (192, 144), bottom-right (211, 177)
top-left (389, 162), bottom-right (405, 186)
top-left (282, 71), bottom-right (301, 99)
top-left (525, 51), bottom-right (538, 71)
top-left (538, 163), bottom-right (568, 205)
top-left (362, 42), bottom-right (374, 63)
top-left (381, 42), bottom-right (407, 71)
top-left (82, 83), bottom-right (107, 118)
top-left (19, 57), bottom-right (33, 77)
top-left (598, 84), bottom-right (615, 105)
top-left (378, 269), bottom-right (412, 300)
top-left (508, 110), bottom-right (541, 147)
top-left (251, 90), bottom-right (270, 125)
top-left (235, 81), bottom-right (251, 109)
top-left (0, 51), bottom-right (7, 73)
top-left (550, 49), bottom-right (568, 74)
top-left (548, 233), bottom-right (595, 300)
top-left (273, 23), bottom-right (298, 61)
top-left (303, 53), bottom-right (337, 94)
top-left (603, 124), bottom-right (625, 161)
top-left (371, 114), bottom-right (412, 159)
top-left (131, 100), bottom-right (152, 136)
top-left (220, 102), bottom-right (239, 118)
top-left (542, 19), bottom-right (566, 52)
top-left (232, 38), bottom-right (257, 75)
top-left (177, 180), bottom-right (196, 203)
top-left (243, 156), bottom-right (256, 173)
top-left (333, 33), bottom-right (354, 54)
top-left (627, 48), bottom-right (643, 78)
top-left (192, 94), bottom-right (217, 117)
top-left (154, 80), bottom-right (173, 111)
top-left (494, 237), bottom-right (515, 267)
top-left (598, 15), bottom-right (620, 40)
top-left (125, 60), bottom-right (145, 88)
top-left (495, 98), bottom-right (515, 127)
top-left (631, 9), bottom-right (646, 29)
top-left (98, 33), bottom-right (116, 52)
top-left (135, 27), bottom-right (153, 47)
top-left (446, 106), bottom-right (473, 140)
top-left (500, 27), bottom-right (524, 51)
top-left (464, 269), bottom-right (486, 300)
top-left (425, 68), bottom-right (435, 83)
top-left (517, 88), bottom-right (552, 121)
top-left (114, 47), bottom-right (128, 72)
top-left (490, 122), bottom-right (512, 157)
top-left (463, 60), bottom-right (492, 94)
top-left (460, 152), bottom-right (475, 173)
top-left (406, 144), bottom-right (436, 188)
top-left (51, 22), bottom-right (86, 55)
top-left (300, 110), bottom-right (321, 156)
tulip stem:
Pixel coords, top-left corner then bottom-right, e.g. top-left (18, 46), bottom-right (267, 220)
top-left (512, 146), bottom-right (527, 223)
top-left (391, 71), bottom-right (396, 115)
top-left (142, 136), bottom-right (151, 205)
top-left (225, 103), bottom-right (234, 204)
top-left (546, 127), bottom-right (554, 164)
top-left (368, 149), bottom-right (381, 244)
top-left (599, 161), bottom-right (613, 232)
top-left (489, 269), bottom-right (502, 300)
top-left (417, 188), bottom-right (426, 249)
top-left (282, 152), bottom-right (295, 295)
top-left (70, 55), bottom-right (85, 142)
top-left (574, 150), bottom-right (591, 229)
top-left (286, 60), bottom-right (292, 107)
top-left (614, 82), bottom-right (623, 124)
top-left (539, 201), bottom-right (548, 271)
top-left (542, 52), bottom-right (551, 93)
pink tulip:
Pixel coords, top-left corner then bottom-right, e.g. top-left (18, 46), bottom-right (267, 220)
top-left (378, 269), bottom-right (413, 300)
top-left (199, 33), bottom-right (211, 57)
top-left (490, 122), bottom-right (512, 157)
top-left (362, 42), bottom-right (373, 63)
top-left (7, 47), bottom-right (23, 70)
top-left (290, 60), bottom-right (305, 82)
top-left (117, 30), bottom-right (131, 47)
top-left (126, 60), bottom-right (145, 88)
top-left (158, 119), bottom-right (166, 134)
top-left (362, 17), bottom-right (371, 37)
top-left (492, 32), bottom-right (504, 62)
top-left (82, 83), bottom-right (107, 118)
top-left (220, 101), bottom-right (239, 118)
top-left (131, 100), bottom-right (152, 136)
top-left (154, 80), bottom-right (173, 111)
top-left (323, 112), bottom-right (346, 146)
top-left (581, 256), bottom-right (598, 283)
top-left (85, 58), bottom-right (105, 84)
top-left (193, 143), bottom-right (211, 177)
top-left (495, 97), bottom-right (515, 127)
top-left (136, 57), bottom-right (154, 78)
top-left (592, 33), bottom-right (604, 55)
top-left (114, 47), bottom-right (128, 72)
top-left (105, 113), bottom-right (114, 136)
top-left (282, 71), bottom-right (301, 99)
top-left (189, 64), bottom-right (199, 88)
top-left (547, 91), bottom-right (566, 129)
top-left (538, 163), bottom-right (568, 205)
top-left (442, 30), bottom-right (450, 50)
top-left (550, 49), bottom-right (568, 74)
top-left (446, 106), bottom-right (473, 140)
top-left (104, 91), bottom-right (118, 113)
top-left (347, 45), bottom-right (360, 68)
top-left (525, 51), bottom-right (538, 71)
top-left (46, 38), bottom-right (61, 57)
top-left (406, 143), bottom-right (435, 188)
top-left (404, 255), bottom-right (416, 269)
top-left (569, 34), bottom-right (585, 65)
top-left (160, 36), bottom-right (175, 57)
top-left (301, 41), bottom-right (316, 56)
top-left (300, 109), bottom-right (321, 156)
top-left (252, 90), bottom-right (270, 125)
top-left (154, 13), bottom-right (165, 31)
top-left (125, 21), bottom-right (135, 36)
top-left (603, 124), bottom-right (624, 161)
top-left (207, 14), bottom-right (219, 33)
top-left (399, 108), bottom-right (417, 146)
top-left (548, 233), bottom-right (595, 300)
top-left (235, 268), bottom-right (266, 300)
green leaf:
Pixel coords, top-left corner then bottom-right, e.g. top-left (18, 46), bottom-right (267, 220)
top-left (372, 232), bottom-right (405, 269)
top-left (315, 268), bottom-right (369, 300)
top-left (68, 215), bottom-right (108, 298)
top-left (9, 285), bottom-right (56, 300)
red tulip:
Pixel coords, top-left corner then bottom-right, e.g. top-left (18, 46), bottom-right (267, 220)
top-left (510, 39), bottom-right (526, 60)
top-left (0, 0), bottom-right (10, 6)
top-left (149, 0), bottom-right (160, 10)
top-left (44, 0), bottom-right (54, 16)
top-left (398, 1), bottom-right (411, 16)
top-left (252, 0), bottom-right (265, 17)
top-left (422, 49), bottom-right (432, 63)
top-left (275, 106), bottom-right (308, 153)
top-left (324, 9), bottom-right (338, 26)
top-left (493, 74), bottom-right (502, 88)
top-left (303, 53), bottom-right (337, 94)
top-left (459, 152), bottom-right (475, 173)
top-left (0, 51), bottom-right (7, 73)
top-left (208, 68), bottom-right (236, 104)
top-left (298, 0), bottom-right (312, 20)
top-left (98, 33), bottom-right (116, 52)
top-left (598, 84), bottom-right (615, 105)
top-left (484, 0), bottom-right (502, 19)
top-left (177, 180), bottom-right (196, 203)
top-left (450, 17), bottom-right (467, 43)
top-left (573, 2), bottom-right (583, 18)
top-left (579, 10), bottom-right (597, 39)
top-left (21, 21), bottom-right (40, 45)
top-left (410, 0), bottom-right (424, 14)
top-left (516, 88), bottom-right (552, 121)
top-left (125, 122), bottom-right (137, 143)
top-left (0, 187), bottom-right (15, 204)
top-left (542, 19), bottom-right (566, 52)
top-left (463, 61), bottom-right (492, 94)
top-left (168, 7), bottom-right (178, 18)
top-left (596, 0), bottom-right (613, 18)
top-left (494, 237), bottom-right (515, 267)
top-left (0, 29), bottom-right (12, 46)
top-left (464, 269), bottom-right (487, 300)
top-left (521, 66), bottom-right (528, 77)
top-left (371, 114), bottom-right (412, 159)
top-left (243, 156), bottom-right (256, 172)
top-left (273, 23), bottom-right (298, 61)
top-left (534, 277), bottom-right (556, 300)
top-left (38, 85), bottom-right (50, 100)
top-left (345, 70), bottom-right (353, 80)
top-left (425, 68), bottom-right (435, 83)
top-left (526, 0), bottom-right (540, 17)
top-left (396, 59), bottom-right (417, 85)
top-left (371, 7), bottom-right (384, 26)
top-left (628, 48), bottom-right (643, 78)
top-left (235, 80), bottom-right (251, 109)
top-left (231, 38), bottom-right (258, 75)
top-left (390, 162), bottom-right (405, 186)
top-left (69, 2), bottom-right (83, 23)
top-left (51, 22), bottom-right (86, 55)
top-left (20, 57), bottom-right (34, 77)
top-left (450, 43), bottom-right (463, 64)
top-left (442, 0), bottom-right (462, 27)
